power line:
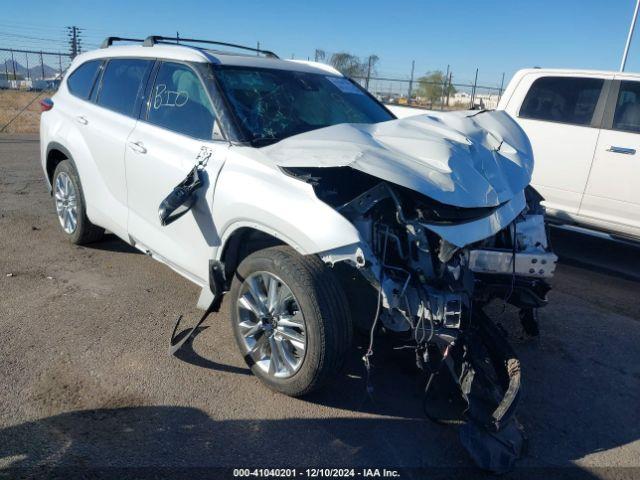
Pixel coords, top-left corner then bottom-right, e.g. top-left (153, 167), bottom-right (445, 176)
top-left (0, 31), bottom-right (65, 42)
top-left (0, 20), bottom-right (68, 32)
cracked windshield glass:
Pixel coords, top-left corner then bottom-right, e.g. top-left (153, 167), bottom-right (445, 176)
top-left (213, 66), bottom-right (394, 145)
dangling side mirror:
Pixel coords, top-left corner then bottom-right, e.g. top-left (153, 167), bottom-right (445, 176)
top-left (158, 164), bottom-right (203, 226)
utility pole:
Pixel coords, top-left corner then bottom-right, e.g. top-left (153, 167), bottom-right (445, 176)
top-left (176, 31), bottom-right (180, 44)
top-left (446, 72), bottom-right (452, 107)
top-left (441, 64), bottom-right (450, 110)
top-left (621, 0), bottom-right (640, 71)
top-left (471, 68), bottom-right (479, 109)
top-left (66, 26), bottom-right (84, 59)
top-left (365, 56), bottom-right (372, 90)
top-left (257, 41), bottom-right (260, 56)
top-left (40, 51), bottom-right (45, 80)
top-left (408, 60), bottom-right (415, 104)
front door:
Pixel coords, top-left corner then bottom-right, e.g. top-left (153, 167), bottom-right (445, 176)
top-left (125, 60), bottom-right (228, 285)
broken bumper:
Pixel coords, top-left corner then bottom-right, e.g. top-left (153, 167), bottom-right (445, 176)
top-left (469, 249), bottom-right (558, 279)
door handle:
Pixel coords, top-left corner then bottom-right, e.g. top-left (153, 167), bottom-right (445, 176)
top-left (607, 146), bottom-right (636, 155)
top-left (75, 115), bottom-right (88, 125)
top-left (128, 141), bottom-right (147, 154)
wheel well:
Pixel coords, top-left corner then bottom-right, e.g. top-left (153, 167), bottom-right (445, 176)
top-left (220, 227), bottom-right (285, 285)
top-left (46, 148), bottom-right (68, 186)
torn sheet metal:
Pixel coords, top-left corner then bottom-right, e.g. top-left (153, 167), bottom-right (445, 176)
top-left (421, 191), bottom-right (526, 248)
top-left (263, 111), bottom-right (533, 209)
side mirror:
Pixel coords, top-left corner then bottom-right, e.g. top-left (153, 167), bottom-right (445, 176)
top-left (158, 165), bottom-right (203, 226)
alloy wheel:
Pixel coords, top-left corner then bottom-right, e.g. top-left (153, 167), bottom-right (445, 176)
top-left (236, 271), bottom-right (307, 378)
top-left (54, 171), bottom-right (78, 234)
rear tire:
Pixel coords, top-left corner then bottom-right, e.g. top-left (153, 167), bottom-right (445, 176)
top-left (229, 246), bottom-right (352, 396)
top-left (52, 160), bottom-right (104, 245)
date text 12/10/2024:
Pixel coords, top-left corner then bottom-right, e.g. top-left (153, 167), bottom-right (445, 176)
top-left (233, 468), bottom-right (401, 478)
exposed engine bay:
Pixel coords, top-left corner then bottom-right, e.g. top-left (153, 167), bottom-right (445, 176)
top-left (272, 111), bottom-right (558, 472)
top-left (286, 166), bottom-right (556, 471)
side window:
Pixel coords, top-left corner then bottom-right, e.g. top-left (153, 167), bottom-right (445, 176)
top-left (67, 60), bottom-right (101, 99)
top-left (519, 76), bottom-right (604, 126)
top-left (612, 81), bottom-right (640, 133)
top-left (96, 59), bottom-right (152, 117)
top-left (147, 62), bottom-right (215, 139)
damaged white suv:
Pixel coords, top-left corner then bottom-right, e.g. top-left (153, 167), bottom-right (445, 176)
top-left (41, 36), bottom-right (557, 471)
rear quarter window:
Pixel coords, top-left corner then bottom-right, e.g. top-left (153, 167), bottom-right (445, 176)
top-left (67, 60), bottom-right (102, 99)
top-left (519, 76), bottom-right (604, 126)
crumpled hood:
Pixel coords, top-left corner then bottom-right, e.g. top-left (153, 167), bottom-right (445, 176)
top-left (263, 110), bottom-right (533, 208)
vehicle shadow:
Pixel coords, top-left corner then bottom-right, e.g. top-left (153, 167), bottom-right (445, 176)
top-left (84, 233), bottom-right (141, 255)
top-left (550, 226), bottom-right (640, 282)
top-left (0, 406), bottom-right (605, 479)
top-left (302, 304), bottom-right (640, 473)
top-left (173, 326), bottom-right (251, 376)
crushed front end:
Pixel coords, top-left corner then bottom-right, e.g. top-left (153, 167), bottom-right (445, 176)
top-left (303, 170), bottom-right (555, 471)
top-left (271, 111), bottom-right (557, 472)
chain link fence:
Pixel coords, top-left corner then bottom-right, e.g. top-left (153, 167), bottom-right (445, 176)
top-left (0, 48), bottom-right (70, 91)
top-left (352, 74), bottom-right (504, 111)
top-left (0, 48), bottom-right (70, 132)
top-left (309, 49), bottom-right (506, 110)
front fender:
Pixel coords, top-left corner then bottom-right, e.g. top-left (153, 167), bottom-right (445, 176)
top-left (211, 151), bottom-right (362, 259)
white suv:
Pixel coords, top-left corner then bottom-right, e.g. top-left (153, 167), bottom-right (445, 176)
top-left (41, 36), bottom-right (557, 471)
top-left (498, 68), bottom-right (640, 242)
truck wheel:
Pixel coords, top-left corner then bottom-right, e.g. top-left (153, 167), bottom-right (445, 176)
top-left (52, 160), bottom-right (104, 245)
top-left (229, 246), bottom-right (352, 396)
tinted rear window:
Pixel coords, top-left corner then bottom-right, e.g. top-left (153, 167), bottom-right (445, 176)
top-left (67, 60), bottom-right (101, 99)
top-left (96, 59), bottom-right (152, 117)
top-left (519, 76), bottom-right (603, 126)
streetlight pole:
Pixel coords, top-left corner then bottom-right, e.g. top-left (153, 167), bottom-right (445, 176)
top-left (621, 0), bottom-right (640, 72)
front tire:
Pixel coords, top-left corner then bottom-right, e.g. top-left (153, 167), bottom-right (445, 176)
top-left (52, 160), bottom-right (104, 245)
top-left (229, 246), bottom-right (352, 396)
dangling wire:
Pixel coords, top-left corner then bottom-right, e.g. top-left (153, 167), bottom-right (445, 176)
top-left (362, 225), bottom-right (390, 397)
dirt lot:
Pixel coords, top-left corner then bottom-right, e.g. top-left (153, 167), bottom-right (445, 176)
top-left (0, 90), bottom-right (48, 134)
top-left (1, 134), bottom-right (639, 479)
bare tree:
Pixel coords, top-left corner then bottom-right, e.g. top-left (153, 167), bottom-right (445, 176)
top-left (317, 52), bottom-right (379, 78)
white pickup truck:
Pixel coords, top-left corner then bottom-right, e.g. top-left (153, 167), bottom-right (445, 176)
top-left (391, 69), bottom-right (640, 242)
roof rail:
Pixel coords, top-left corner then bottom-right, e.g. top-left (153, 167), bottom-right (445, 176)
top-left (100, 37), bottom-right (145, 48)
top-left (142, 35), bottom-right (279, 58)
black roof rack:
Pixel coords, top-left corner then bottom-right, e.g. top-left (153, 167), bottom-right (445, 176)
top-left (142, 35), bottom-right (279, 58)
top-left (100, 37), bottom-right (145, 49)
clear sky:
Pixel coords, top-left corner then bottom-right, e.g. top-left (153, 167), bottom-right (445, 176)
top-left (1, 0), bottom-right (639, 87)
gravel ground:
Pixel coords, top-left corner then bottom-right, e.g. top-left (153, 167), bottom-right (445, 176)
top-left (1, 134), bottom-right (639, 479)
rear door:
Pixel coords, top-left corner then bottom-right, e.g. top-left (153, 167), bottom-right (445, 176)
top-left (580, 78), bottom-right (640, 237)
top-left (125, 60), bottom-right (228, 285)
top-left (508, 74), bottom-right (610, 216)
top-left (74, 58), bottom-right (153, 238)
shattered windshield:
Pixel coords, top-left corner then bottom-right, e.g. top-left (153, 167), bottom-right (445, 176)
top-left (213, 65), bottom-right (394, 146)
